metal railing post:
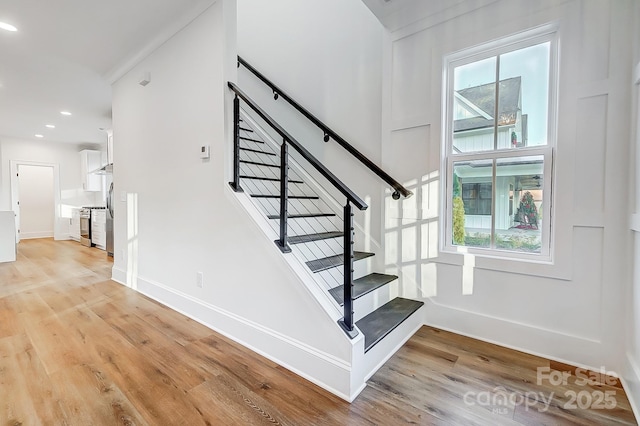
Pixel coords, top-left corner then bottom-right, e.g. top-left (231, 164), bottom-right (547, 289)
top-left (338, 201), bottom-right (358, 338)
top-left (275, 139), bottom-right (291, 253)
top-left (229, 94), bottom-right (242, 192)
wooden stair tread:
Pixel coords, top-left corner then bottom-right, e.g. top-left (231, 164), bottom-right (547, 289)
top-left (266, 213), bottom-right (336, 220)
top-left (356, 297), bottom-right (424, 353)
top-left (288, 232), bottom-right (343, 244)
top-left (329, 273), bottom-right (398, 305)
top-left (306, 251), bottom-right (374, 273)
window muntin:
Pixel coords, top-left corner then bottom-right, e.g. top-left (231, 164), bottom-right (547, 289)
top-left (443, 30), bottom-right (556, 261)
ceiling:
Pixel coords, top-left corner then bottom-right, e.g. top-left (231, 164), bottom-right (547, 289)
top-left (0, 0), bottom-right (215, 145)
top-left (360, 0), bottom-right (498, 33)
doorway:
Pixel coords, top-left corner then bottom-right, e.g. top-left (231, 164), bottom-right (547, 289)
top-left (10, 161), bottom-right (61, 242)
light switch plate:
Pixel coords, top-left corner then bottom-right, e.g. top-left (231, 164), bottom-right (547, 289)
top-left (200, 145), bottom-right (210, 159)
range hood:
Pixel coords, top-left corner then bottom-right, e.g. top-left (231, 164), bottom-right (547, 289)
top-left (91, 163), bottom-right (113, 175)
top-left (91, 129), bottom-right (113, 175)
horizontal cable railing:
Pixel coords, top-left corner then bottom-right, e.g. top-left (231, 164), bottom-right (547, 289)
top-left (229, 81), bottom-right (363, 338)
top-left (238, 55), bottom-right (413, 200)
top-left (229, 82), bottom-right (367, 210)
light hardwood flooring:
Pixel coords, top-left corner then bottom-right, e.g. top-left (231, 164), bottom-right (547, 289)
top-left (0, 239), bottom-right (637, 425)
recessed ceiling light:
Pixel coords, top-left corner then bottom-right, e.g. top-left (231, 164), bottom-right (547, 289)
top-left (60, 111), bottom-right (72, 116)
top-left (45, 124), bottom-right (55, 129)
top-left (0, 22), bottom-right (17, 32)
top-left (35, 134), bottom-right (44, 138)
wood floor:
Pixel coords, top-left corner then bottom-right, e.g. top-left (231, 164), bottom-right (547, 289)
top-left (0, 239), bottom-right (637, 425)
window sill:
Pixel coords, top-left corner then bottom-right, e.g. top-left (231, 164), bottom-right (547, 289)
top-left (435, 248), bottom-right (572, 281)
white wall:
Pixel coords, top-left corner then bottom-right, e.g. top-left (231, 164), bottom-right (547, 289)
top-left (0, 138), bottom-right (104, 239)
top-left (237, 0), bottom-right (387, 251)
top-left (625, 0), bottom-right (640, 415)
top-left (18, 165), bottom-right (54, 239)
top-left (382, 0), bottom-right (632, 378)
top-left (111, 0), bottom-right (355, 399)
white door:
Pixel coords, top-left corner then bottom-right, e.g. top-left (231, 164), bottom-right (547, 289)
top-left (16, 165), bottom-right (55, 240)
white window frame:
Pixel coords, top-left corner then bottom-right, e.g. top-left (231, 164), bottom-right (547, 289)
top-left (441, 25), bottom-right (559, 263)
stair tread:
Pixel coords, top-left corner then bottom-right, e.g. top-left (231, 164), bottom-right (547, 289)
top-left (239, 126), bottom-right (253, 132)
top-left (240, 175), bottom-right (303, 184)
top-left (329, 273), bottom-right (398, 305)
top-left (306, 251), bottom-right (374, 273)
top-left (356, 297), bottom-right (424, 353)
top-left (267, 213), bottom-right (336, 220)
top-left (289, 232), bottom-right (344, 244)
top-left (250, 194), bottom-right (319, 200)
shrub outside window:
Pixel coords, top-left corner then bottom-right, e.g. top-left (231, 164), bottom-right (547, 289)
top-left (443, 27), bottom-right (557, 261)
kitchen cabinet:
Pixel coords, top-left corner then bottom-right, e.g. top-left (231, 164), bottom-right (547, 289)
top-left (80, 150), bottom-right (103, 192)
top-left (70, 209), bottom-right (81, 242)
top-left (91, 209), bottom-right (106, 250)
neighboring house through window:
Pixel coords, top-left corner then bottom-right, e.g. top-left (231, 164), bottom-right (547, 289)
top-left (442, 26), bottom-right (557, 261)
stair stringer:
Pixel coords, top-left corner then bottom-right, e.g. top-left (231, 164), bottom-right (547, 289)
top-left (351, 305), bottom-right (426, 397)
top-left (228, 184), bottom-right (365, 399)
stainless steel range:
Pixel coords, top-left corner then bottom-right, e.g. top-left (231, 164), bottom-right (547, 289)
top-left (80, 208), bottom-right (91, 247)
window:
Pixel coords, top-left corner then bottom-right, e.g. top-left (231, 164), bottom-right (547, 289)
top-left (443, 27), bottom-right (557, 261)
top-left (462, 183), bottom-right (492, 215)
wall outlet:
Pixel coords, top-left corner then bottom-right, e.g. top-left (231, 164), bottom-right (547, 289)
top-left (196, 272), bottom-right (204, 288)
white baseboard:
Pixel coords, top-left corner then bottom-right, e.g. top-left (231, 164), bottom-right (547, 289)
top-left (113, 272), bottom-right (355, 400)
top-left (21, 231), bottom-right (54, 239)
top-left (111, 266), bottom-right (127, 286)
top-left (424, 298), bottom-right (612, 372)
top-left (623, 352), bottom-right (640, 421)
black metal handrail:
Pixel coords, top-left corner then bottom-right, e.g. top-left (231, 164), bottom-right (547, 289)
top-left (238, 56), bottom-right (413, 200)
top-left (229, 82), bottom-right (367, 210)
top-left (229, 81), bottom-right (362, 336)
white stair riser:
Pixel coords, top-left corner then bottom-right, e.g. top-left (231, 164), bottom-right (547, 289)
top-left (352, 280), bottom-right (398, 322)
top-left (313, 256), bottom-right (372, 291)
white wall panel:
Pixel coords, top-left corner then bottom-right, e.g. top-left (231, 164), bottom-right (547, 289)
top-left (382, 0), bottom-right (633, 376)
top-left (391, 31), bottom-right (431, 125)
top-left (625, 1), bottom-right (640, 414)
top-left (388, 126), bottom-right (430, 183)
top-left (573, 94), bottom-right (608, 219)
top-left (580, 0), bottom-right (611, 83)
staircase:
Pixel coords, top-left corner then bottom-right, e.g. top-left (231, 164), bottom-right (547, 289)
top-left (227, 57), bottom-right (424, 392)
top-left (232, 113), bottom-right (423, 356)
